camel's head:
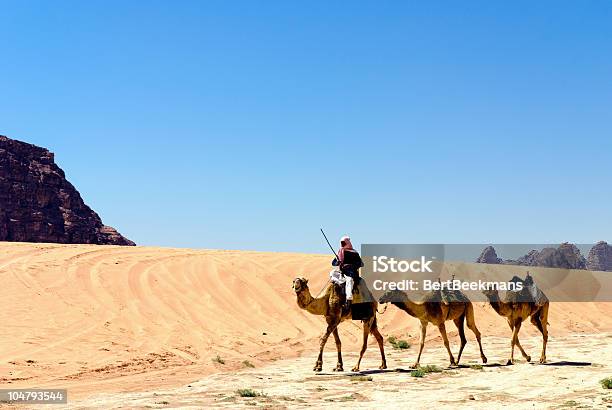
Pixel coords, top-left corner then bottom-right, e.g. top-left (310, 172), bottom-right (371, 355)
top-left (292, 277), bottom-right (309, 293)
top-left (378, 289), bottom-right (407, 304)
top-left (482, 288), bottom-right (499, 301)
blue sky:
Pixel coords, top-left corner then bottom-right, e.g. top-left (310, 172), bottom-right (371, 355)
top-left (1, 1), bottom-right (611, 252)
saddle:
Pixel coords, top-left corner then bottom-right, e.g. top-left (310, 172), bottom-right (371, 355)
top-left (427, 287), bottom-right (470, 305)
top-left (425, 287), bottom-right (471, 320)
top-left (506, 273), bottom-right (548, 305)
top-left (332, 277), bottom-right (374, 321)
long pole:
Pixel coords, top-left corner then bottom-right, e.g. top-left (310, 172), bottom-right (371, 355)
top-left (320, 228), bottom-right (339, 260)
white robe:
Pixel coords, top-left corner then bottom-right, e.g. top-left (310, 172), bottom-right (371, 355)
top-left (329, 269), bottom-right (354, 300)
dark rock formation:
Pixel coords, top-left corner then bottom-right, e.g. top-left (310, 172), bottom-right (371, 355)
top-left (475, 246), bottom-right (502, 264)
top-left (477, 243), bottom-right (587, 270)
top-left (0, 135), bottom-right (134, 245)
top-left (512, 249), bottom-right (541, 267)
top-left (530, 243), bottom-right (585, 269)
top-left (586, 241), bottom-right (612, 272)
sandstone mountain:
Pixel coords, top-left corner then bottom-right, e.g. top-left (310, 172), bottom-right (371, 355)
top-left (476, 242), bottom-right (610, 271)
top-left (476, 245), bottom-right (503, 264)
top-left (0, 135), bottom-right (134, 245)
top-left (586, 241), bottom-right (612, 272)
top-left (513, 243), bottom-right (587, 270)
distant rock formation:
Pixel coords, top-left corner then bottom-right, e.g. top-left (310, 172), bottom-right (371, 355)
top-left (476, 246), bottom-right (502, 264)
top-left (477, 243), bottom-right (588, 270)
top-left (524, 243), bottom-right (586, 270)
top-left (586, 241), bottom-right (612, 272)
top-left (0, 135), bottom-right (134, 245)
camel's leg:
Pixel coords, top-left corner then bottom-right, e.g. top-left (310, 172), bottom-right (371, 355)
top-left (507, 319), bottom-right (516, 365)
top-left (314, 321), bottom-right (337, 372)
top-left (411, 320), bottom-right (427, 368)
top-left (453, 314), bottom-right (467, 365)
top-left (438, 322), bottom-right (456, 366)
top-left (465, 303), bottom-right (487, 364)
top-left (508, 320), bottom-right (529, 364)
top-left (370, 325), bottom-right (387, 369)
top-left (331, 328), bottom-right (343, 371)
top-left (531, 305), bottom-right (549, 363)
top-left (540, 305), bottom-right (549, 364)
top-left (512, 321), bottom-right (531, 363)
top-left (352, 321), bottom-right (371, 372)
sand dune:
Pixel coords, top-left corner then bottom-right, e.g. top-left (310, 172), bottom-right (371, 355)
top-left (1, 242), bottom-right (611, 403)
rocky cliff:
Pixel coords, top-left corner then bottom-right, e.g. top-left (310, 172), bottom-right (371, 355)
top-left (475, 246), bottom-right (503, 264)
top-left (0, 135), bottom-right (134, 245)
top-left (512, 243), bottom-right (587, 270)
top-left (586, 241), bottom-right (612, 272)
top-left (476, 242), bottom-right (610, 271)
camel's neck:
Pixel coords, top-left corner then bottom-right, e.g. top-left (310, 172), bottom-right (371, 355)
top-left (485, 293), bottom-right (512, 316)
top-left (393, 297), bottom-right (426, 318)
top-left (296, 288), bottom-right (328, 315)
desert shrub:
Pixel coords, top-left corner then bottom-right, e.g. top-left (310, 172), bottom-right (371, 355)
top-left (396, 340), bottom-right (410, 349)
top-left (410, 369), bottom-right (425, 378)
top-left (212, 354), bottom-right (225, 364)
top-left (236, 389), bottom-right (260, 397)
top-left (601, 377), bottom-right (612, 389)
top-left (470, 364), bottom-right (483, 370)
top-left (388, 336), bottom-right (410, 349)
top-left (242, 360), bottom-right (255, 368)
top-left (421, 364), bottom-right (443, 373)
top-left (350, 375), bottom-right (373, 382)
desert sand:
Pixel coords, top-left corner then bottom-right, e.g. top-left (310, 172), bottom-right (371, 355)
top-left (1, 242), bottom-right (611, 408)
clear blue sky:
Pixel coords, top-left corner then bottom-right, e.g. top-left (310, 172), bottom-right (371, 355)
top-left (1, 1), bottom-right (611, 252)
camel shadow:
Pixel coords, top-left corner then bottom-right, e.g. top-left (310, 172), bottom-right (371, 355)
top-left (531, 361), bottom-right (592, 367)
top-left (314, 368), bottom-right (409, 376)
top-left (315, 361), bottom-right (592, 376)
top-left (356, 368), bottom-right (412, 375)
top-left (341, 363), bottom-right (504, 375)
top-left (455, 361), bottom-right (592, 368)
top-left (453, 363), bottom-right (504, 369)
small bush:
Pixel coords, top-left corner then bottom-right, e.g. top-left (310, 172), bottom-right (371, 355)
top-left (601, 377), bottom-right (612, 389)
top-left (411, 369), bottom-right (425, 378)
top-left (350, 375), bottom-right (373, 382)
top-left (470, 364), bottom-right (483, 370)
top-left (242, 360), bottom-right (255, 368)
top-left (396, 340), bottom-right (410, 349)
top-left (236, 389), bottom-right (260, 397)
top-left (421, 365), bottom-right (443, 373)
top-left (388, 336), bottom-right (410, 349)
top-left (212, 355), bottom-right (225, 364)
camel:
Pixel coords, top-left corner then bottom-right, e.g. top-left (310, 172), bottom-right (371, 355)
top-left (292, 277), bottom-right (387, 372)
top-left (379, 289), bottom-right (487, 368)
top-left (482, 277), bottom-right (549, 365)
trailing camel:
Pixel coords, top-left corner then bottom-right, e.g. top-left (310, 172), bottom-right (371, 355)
top-left (482, 273), bottom-right (549, 364)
